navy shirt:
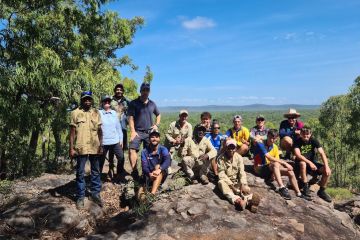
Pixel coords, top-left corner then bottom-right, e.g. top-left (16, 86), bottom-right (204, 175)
top-left (141, 145), bottom-right (171, 176)
top-left (279, 119), bottom-right (304, 139)
top-left (128, 97), bottom-right (160, 131)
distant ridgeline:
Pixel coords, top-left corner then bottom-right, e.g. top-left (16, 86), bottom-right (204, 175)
top-left (159, 104), bottom-right (320, 112)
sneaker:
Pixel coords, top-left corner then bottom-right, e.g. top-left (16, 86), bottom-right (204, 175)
top-left (200, 175), bottom-right (209, 185)
top-left (91, 194), bottom-right (103, 207)
top-left (297, 193), bottom-right (312, 201)
top-left (317, 189), bottom-right (332, 202)
top-left (279, 187), bottom-right (292, 200)
top-left (76, 198), bottom-right (85, 209)
top-left (302, 183), bottom-right (311, 197)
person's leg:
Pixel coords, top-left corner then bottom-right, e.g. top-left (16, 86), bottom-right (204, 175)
top-left (89, 155), bottom-right (102, 196)
top-left (278, 167), bottom-right (301, 194)
top-left (113, 143), bottom-right (125, 175)
top-left (299, 161), bottom-right (308, 183)
top-left (100, 146), bottom-right (110, 174)
top-left (199, 157), bottom-right (213, 184)
top-left (107, 146), bottom-right (115, 179)
top-left (181, 156), bottom-right (195, 179)
top-left (122, 129), bottom-right (128, 151)
top-left (129, 133), bottom-right (141, 176)
top-left (237, 144), bottom-right (249, 156)
top-left (151, 172), bottom-right (163, 194)
top-left (316, 163), bottom-right (332, 202)
top-left (270, 162), bottom-right (285, 188)
top-left (280, 136), bottom-right (293, 152)
top-left (76, 155), bottom-right (87, 200)
top-left (211, 158), bottom-right (218, 176)
top-left (218, 179), bottom-right (240, 205)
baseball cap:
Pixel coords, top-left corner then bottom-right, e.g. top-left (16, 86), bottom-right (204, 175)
top-left (149, 129), bottom-right (160, 137)
top-left (101, 95), bottom-right (112, 102)
top-left (226, 139), bottom-right (237, 147)
top-left (233, 115), bottom-right (242, 121)
top-left (81, 91), bottom-right (93, 99)
top-left (140, 82), bottom-right (150, 92)
top-left (179, 109), bottom-right (188, 116)
top-left (256, 114), bottom-right (265, 120)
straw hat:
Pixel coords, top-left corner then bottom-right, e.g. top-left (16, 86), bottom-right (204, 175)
top-left (283, 108), bottom-right (301, 118)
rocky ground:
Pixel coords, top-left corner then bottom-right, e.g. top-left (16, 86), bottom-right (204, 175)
top-left (0, 158), bottom-right (359, 240)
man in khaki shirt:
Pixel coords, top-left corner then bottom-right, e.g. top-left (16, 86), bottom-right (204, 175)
top-left (182, 125), bottom-right (217, 184)
top-left (164, 109), bottom-right (193, 156)
top-left (218, 139), bottom-right (252, 210)
top-left (69, 91), bottom-right (103, 209)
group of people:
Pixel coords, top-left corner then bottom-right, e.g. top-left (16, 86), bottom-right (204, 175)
top-left (69, 82), bottom-right (332, 211)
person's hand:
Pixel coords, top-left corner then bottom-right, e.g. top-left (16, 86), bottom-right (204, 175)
top-left (119, 142), bottom-right (123, 149)
top-left (149, 172), bottom-right (156, 180)
top-left (309, 162), bottom-right (317, 171)
top-left (97, 146), bottom-right (103, 155)
top-left (152, 124), bottom-right (159, 130)
top-left (130, 131), bottom-right (138, 141)
top-left (199, 154), bottom-right (209, 161)
top-left (284, 162), bottom-right (293, 171)
top-left (153, 169), bottom-right (161, 176)
top-left (324, 165), bottom-right (331, 176)
top-left (69, 148), bottom-right (77, 159)
top-left (295, 130), bottom-right (301, 135)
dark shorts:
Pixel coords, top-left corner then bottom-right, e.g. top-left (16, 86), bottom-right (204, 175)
top-left (254, 165), bottom-right (272, 180)
top-left (129, 131), bottom-right (150, 151)
top-left (294, 161), bottom-right (323, 176)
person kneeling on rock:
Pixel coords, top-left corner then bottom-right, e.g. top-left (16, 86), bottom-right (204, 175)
top-left (217, 139), bottom-right (259, 211)
top-left (138, 129), bottom-right (171, 201)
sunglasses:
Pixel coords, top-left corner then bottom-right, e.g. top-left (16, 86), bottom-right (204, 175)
top-left (227, 145), bottom-right (236, 150)
top-left (213, 127), bottom-right (220, 129)
top-left (288, 117), bottom-right (296, 120)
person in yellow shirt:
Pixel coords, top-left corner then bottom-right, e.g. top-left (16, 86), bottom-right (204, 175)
top-left (225, 115), bottom-right (250, 156)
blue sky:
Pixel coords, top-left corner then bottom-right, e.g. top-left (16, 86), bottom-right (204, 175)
top-left (107, 0), bottom-right (360, 106)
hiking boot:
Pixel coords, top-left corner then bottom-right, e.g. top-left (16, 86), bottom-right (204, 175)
top-left (302, 183), bottom-right (311, 197)
top-left (317, 189), bottom-right (332, 202)
top-left (91, 194), bottom-right (103, 207)
top-left (76, 198), bottom-right (85, 209)
top-left (279, 187), bottom-right (291, 200)
top-left (234, 198), bottom-right (247, 211)
top-left (200, 175), bottom-right (209, 185)
top-left (297, 193), bottom-right (312, 201)
top-left (308, 175), bottom-right (320, 185)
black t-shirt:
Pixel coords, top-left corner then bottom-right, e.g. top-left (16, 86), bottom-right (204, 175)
top-left (128, 97), bottom-right (160, 131)
top-left (294, 137), bottom-right (322, 162)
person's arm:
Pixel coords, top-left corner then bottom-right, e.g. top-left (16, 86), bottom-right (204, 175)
top-left (165, 122), bottom-right (176, 144)
top-left (218, 160), bottom-right (234, 185)
top-left (237, 155), bottom-right (248, 185)
top-left (294, 147), bottom-right (317, 170)
top-left (69, 126), bottom-right (76, 158)
top-left (206, 140), bottom-right (217, 160)
top-left (249, 128), bottom-right (256, 141)
top-left (141, 150), bottom-right (151, 176)
top-left (115, 114), bottom-right (123, 146)
top-left (187, 123), bottom-right (193, 140)
top-left (242, 128), bottom-right (250, 145)
top-left (159, 148), bottom-right (172, 172)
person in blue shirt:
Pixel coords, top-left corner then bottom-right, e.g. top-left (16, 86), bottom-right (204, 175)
top-left (140, 129), bottom-right (171, 196)
top-left (99, 95), bottom-right (124, 181)
top-left (205, 120), bottom-right (227, 180)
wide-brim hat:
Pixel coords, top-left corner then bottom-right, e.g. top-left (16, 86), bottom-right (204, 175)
top-left (284, 108), bottom-right (301, 118)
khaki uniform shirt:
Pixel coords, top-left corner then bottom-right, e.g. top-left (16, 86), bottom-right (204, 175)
top-left (218, 152), bottom-right (247, 186)
top-left (70, 107), bottom-right (102, 155)
top-left (177, 138), bottom-right (199, 159)
top-left (165, 120), bottom-right (193, 147)
top-left (194, 137), bottom-right (217, 160)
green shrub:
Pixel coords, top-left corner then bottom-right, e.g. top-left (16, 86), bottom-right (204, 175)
top-left (326, 187), bottom-right (353, 201)
top-left (0, 180), bottom-right (13, 195)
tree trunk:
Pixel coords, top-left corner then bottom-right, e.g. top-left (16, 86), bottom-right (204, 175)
top-left (25, 129), bottom-right (40, 176)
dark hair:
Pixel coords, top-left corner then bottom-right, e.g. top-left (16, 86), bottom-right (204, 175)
top-left (114, 83), bottom-right (124, 92)
top-left (200, 112), bottom-right (212, 119)
top-left (301, 126), bottom-right (312, 134)
top-left (211, 119), bottom-right (220, 127)
top-left (268, 129), bottom-right (279, 138)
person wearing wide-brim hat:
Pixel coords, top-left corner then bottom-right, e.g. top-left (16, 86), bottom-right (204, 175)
top-left (279, 108), bottom-right (304, 159)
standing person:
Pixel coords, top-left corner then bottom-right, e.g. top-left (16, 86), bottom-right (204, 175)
top-left (182, 125), bottom-right (217, 184)
top-left (99, 95), bottom-right (124, 181)
top-left (279, 108), bottom-right (304, 159)
top-left (217, 139), bottom-right (252, 210)
top-left (164, 109), bottom-right (193, 156)
top-left (225, 115), bottom-right (250, 156)
top-left (193, 111), bottom-right (212, 138)
top-left (128, 82), bottom-right (161, 179)
top-left (294, 126), bottom-right (332, 202)
top-left (138, 129), bottom-right (171, 199)
top-left (69, 91), bottom-right (103, 209)
top-left (249, 115), bottom-right (269, 156)
top-left (253, 129), bottom-right (311, 200)
top-left (111, 83), bottom-right (130, 149)
top-left (205, 120), bottom-right (227, 179)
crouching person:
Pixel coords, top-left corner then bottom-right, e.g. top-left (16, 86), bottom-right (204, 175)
top-left (138, 129), bottom-right (171, 200)
top-left (218, 139), bottom-right (258, 211)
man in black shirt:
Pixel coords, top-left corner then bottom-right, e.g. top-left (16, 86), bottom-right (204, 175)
top-left (293, 126), bottom-right (332, 202)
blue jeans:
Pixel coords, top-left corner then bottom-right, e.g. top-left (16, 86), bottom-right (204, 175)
top-left (76, 155), bottom-right (101, 199)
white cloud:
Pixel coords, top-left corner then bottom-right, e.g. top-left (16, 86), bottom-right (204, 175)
top-left (182, 16), bottom-right (216, 30)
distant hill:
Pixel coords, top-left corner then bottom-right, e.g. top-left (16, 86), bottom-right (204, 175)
top-left (159, 104), bottom-right (320, 112)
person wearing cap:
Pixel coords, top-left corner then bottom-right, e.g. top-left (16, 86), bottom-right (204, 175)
top-left (164, 109), bottom-right (193, 157)
top-left (225, 115), bottom-right (250, 156)
top-left (69, 91), bottom-right (103, 209)
top-left (253, 129), bottom-right (311, 201)
top-left (111, 83), bottom-right (130, 150)
top-left (293, 126), bottom-right (332, 202)
top-left (279, 108), bottom-right (304, 159)
top-left (182, 125), bottom-right (217, 184)
top-left (249, 115), bottom-right (269, 156)
top-left (99, 95), bottom-right (124, 181)
top-left (139, 129), bottom-right (171, 197)
top-left (128, 82), bottom-right (161, 179)
top-left (217, 139), bottom-right (252, 210)
top-left (193, 112), bottom-right (212, 138)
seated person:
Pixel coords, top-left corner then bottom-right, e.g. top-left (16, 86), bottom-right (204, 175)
top-left (279, 108), bottom-right (304, 159)
top-left (225, 115), bottom-right (250, 156)
top-left (293, 126), bottom-right (332, 202)
top-left (205, 120), bottom-right (227, 179)
top-left (217, 139), bottom-right (252, 210)
top-left (253, 129), bottom-right (310, 200)
top-left (249, 115), bottom-right (269, 155)
top-left (139, 129), bottom-right (171, 198)
top-left (182, 125), bottom-right (217, 185)
top-left (164, 109), bottom-right (192, 155)
top-left (193, 111), bottom-right (212, 138)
